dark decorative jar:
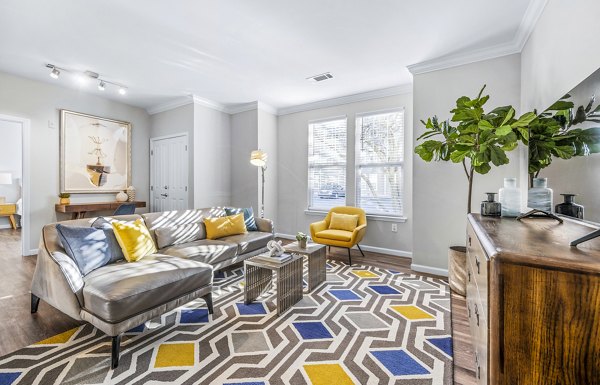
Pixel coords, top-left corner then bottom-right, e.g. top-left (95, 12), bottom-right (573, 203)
top-left (555, 194), bottom-right (584, 219)
top-left (481, 192), bottom-right (501, 217)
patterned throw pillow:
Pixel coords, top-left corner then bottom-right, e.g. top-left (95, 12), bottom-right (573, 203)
top-left (55, 224), bottom-right (112, 275)
top-left (111, 218), bottom-right (157, 262)
top-left (224, 207), bottom-right (258, 231)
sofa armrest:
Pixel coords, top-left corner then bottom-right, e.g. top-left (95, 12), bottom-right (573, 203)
top-left (310, 220), bottom-right (328, 239)
top-left (255, 217), bottom-right (274, 234)
top-left (351, 224), bottom-right (367, 245)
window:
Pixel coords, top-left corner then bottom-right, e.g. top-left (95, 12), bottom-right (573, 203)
top-left (355, 110), bottom-right (404, 217)
top-left (308, 117), bottom-right (347, 211)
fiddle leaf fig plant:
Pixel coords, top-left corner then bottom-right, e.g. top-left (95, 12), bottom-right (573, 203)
top-left (415, 85), bottom-right (536, 213)
top-left (525, 94), bottom-right (600, 186)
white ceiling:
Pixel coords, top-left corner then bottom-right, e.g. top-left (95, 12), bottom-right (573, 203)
top-left (0, 0), bottom-right (535, 112)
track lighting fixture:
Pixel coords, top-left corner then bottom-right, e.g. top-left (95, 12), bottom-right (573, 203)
top-left (44, 63), bottom-right (128, 95)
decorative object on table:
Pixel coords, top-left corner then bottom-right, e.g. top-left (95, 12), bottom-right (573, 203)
top-left (126, 185), bottom-right (136, 202)
top-left (58, 192), bottom-right (71, 205)
top-left (555, 193), bottom-right (584, 219)
top-left (516, 209), bottom-right (563, 223)
top-left (414, 86), bottom-right (534, 296)
top-left (296, 232), bottom-right (308, 248)
top-left (267, 239), bottom-right (285, 258)
top-left (249, 149), bottom-right (267, 218)
top-left (499, 177), bottom-right (521, 217)
top-left (310, 206), bottom-right (366, 265)
top-left (0, 172), bottom-right (12, 204)
top-left (528, 177), bottom-right (553, 211)
top-left (60, 110), bottom-right (131, 194)
top-left (116, 190), bottom-right (128, 202)
top-left (480, 192), bottom-right (501, 217)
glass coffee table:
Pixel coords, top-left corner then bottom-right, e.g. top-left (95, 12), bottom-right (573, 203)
top-left (244, 254), bottom-right (303, 316)
top-left (284, 241), bottom-right (327, 292)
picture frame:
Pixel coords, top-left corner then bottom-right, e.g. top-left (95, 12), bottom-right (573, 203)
top-left (60, 110), bottom-right (131, 193)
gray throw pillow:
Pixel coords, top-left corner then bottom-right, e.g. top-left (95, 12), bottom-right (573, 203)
top-left (92, 217), bottom-right (126, 263)
top-left (55, 224), bottom-right (112, 276)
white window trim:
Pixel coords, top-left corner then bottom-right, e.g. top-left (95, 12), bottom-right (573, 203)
top-left (304, 209), bottom-right (407, 223)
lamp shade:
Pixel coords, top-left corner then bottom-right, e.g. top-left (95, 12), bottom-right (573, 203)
top-left (0, 172), bottom-right (12, 185)
top-left (250, 150), bottom-right (267, 167)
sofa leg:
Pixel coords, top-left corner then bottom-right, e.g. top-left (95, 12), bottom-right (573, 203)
top-left (357, 244), bottom-right (365, 257)
top-left (202, 293), bottom-right (214, 314)
top-left (111, 334), bottom-right (122, 369)
top-left (347, 248), bottom-right (352, 266)
top-left (31, 293), bottom-right (40, 314)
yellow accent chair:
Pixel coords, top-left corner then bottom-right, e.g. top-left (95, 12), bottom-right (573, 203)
top-left (309, 206), bottom-right (367, 265)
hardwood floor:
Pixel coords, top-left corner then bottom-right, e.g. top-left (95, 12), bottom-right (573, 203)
top-left (0, 231), bottom-right (476, 384)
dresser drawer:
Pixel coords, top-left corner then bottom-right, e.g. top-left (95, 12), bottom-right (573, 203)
top-left (466, 293), bottom-right (489, 385)
top-left (0, 204), bottom-right (16, 215)
top-left (467, 224), bottom-right (489, 315)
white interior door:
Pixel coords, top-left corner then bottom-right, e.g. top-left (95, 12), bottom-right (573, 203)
top-left (150, 134), bottom-right (189, 212)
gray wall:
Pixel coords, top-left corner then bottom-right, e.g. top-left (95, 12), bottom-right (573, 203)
top-left (276, 94), bottom-right (413, 253)
top-left (0, 119), bottom-right (22, 227)
top-left (258, 109), bottom-right (278, 221)
top-left (230, 110), bottom-right (259, 212)
top-left (193, 103), bottom-right (232, 207)
top-left (150, 103), bottom-right (195, 207)
top-left (412, 54), bottom-right (522, 273)
top-left (0, 71), bottom-right (150, 253)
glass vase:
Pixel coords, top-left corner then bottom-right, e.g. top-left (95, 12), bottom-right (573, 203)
top-left (555, 194), bottom-right (584, 219)
top-left (528, 178), bottom-right (553, 212)
top-left (499, 178), bottom-right (520, 217)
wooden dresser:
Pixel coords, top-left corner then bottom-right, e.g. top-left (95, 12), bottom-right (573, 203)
top-left (466, 214), bottom-right (600, 385)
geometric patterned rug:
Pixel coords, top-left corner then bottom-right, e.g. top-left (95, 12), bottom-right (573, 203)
top-left (0, 260), bottom-right (453, 385)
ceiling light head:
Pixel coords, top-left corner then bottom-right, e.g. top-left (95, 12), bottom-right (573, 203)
top-left (50, 67), bottom-right (60, 79)
top-left (98, 80), bottom-right (106, 91)
top-left (118, 87), bottom-right (127, 95)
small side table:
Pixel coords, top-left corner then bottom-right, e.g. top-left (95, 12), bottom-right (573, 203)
top-left (244, 254), bottom-right (303, 316)
top-left (284, 241), bottom-right (326, 292)
top-left (0, 203), bottom-right (17, 229)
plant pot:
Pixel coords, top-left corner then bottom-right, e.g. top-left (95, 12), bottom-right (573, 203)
top-left (299, 239), bottom-right (307, 249)
top-left (448, 246), bottom-right (467, 296)
top-left (59, 198), bottom-right (70, 205)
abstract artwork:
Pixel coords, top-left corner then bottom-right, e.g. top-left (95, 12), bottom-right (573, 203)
top-left (60, 110), bottom-right (131, 193)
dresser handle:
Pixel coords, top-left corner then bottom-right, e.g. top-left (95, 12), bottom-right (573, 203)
top-left (475, 256), bottom-right (481, 274)
top-left (467, 303), bottom-right (471, 318)
top-left (477, 365), bottom-right (481, 379)
top-left (474, 303), bottom-right (480, 326)
top-left (468, 236), bottom-right (472, 246)
top-left (468, 269), bottom-right (471, 282)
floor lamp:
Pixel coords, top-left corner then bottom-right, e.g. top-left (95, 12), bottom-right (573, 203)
top-left (250, 150), bottom-right (267, 218)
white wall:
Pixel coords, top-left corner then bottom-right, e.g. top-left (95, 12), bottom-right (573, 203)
top-left (0, 120), bottom-right (22, 227)
top-left (412, 54), bottom-right (521, 273)
top-left (230, 110), bottom-right (259, 212)
top-left (258, 109), bottom-right (278, 221)
top-left (521, 0), bottom-right (600, 113)
top-left (277, 94), bottom-right (413, 253)
top-left (0, 71), bottom-right (151, 253)
top-left (150, 104), bottom-right (195, 206)
top-left (193, 103), bottom-right (232, 207)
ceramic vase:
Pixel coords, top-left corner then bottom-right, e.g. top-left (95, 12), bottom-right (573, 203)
top-left (126, 186), bottom-right (136, 202)
top-left (299, 238), bottom-right (307, 248)
top-left (116, 191), bottom-right (128, 202)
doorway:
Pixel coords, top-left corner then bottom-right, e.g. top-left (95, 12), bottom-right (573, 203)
top-left (150, 133), bottom-right (189, 212)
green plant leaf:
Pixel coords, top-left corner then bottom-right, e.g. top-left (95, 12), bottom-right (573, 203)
top-left (450, 150), bottom-right (469, 163)
top-left (495, 125), bottom-right (513, 136)
top-left (546, 100), bottom-right (575, 111)
top-left (512, 112), bottom-right (537, 128)
top-left (489, 145), bottom-right (509, 166)
top-left (474, 163), bottom-right (491, 174)
top-left (500, 107), bottom-right (515, 126)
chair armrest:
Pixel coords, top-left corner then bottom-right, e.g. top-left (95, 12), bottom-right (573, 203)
top-left (310, 220), bottom-right (328, 238)
top-left (255, 217), bottom-right (274, 234)
top-left (351, 224), bottom-right (367, 244)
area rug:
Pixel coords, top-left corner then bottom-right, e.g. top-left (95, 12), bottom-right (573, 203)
top-left (0, 260), bottom-right (453, 385)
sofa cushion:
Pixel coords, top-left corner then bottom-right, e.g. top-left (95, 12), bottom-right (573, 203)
top-left (55, 224), bottom-right (112, 276)
top-left (155, 222), bottom-right (204, 249)
top-left (316, 229), bottom-right (353, 242)
top-left (224, 207), bottom-right (258, 231)
top-left (112, 218), bottom-right (157, 262)
top-left (91, 217), bottom-right (126, 263)
top-left (219, 231), bottom-right (273, 255)
top-left (204, 214), bottom-right (247, 240)
top-left (160, 239), bottom-right (238, 265)
top-left (329, 212), bottom-right (359, 232)
top-left (82, 255), bottom-right (212, 323)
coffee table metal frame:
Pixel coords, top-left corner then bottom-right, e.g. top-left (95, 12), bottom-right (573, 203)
top-left (244, 254), bottom-right (303, 316)
top-left (284, 241), bottom-right (327, 292)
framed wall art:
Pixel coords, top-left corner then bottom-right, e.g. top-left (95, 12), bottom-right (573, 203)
top-left (60, 110), bottom-right (131, 193)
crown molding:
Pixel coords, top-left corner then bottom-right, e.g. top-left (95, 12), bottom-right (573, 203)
top-left (407, 0), bottom-right (548, 75)
top-left (226, 101), bottom-right (278, 115)
top-left (146, 96), bottom-right (193, 115)
top-left (277, 84), bottom-right (412, 116)
top-left (191, 95), bottom-right (228, 113)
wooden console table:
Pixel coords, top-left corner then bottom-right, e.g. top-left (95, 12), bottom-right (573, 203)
top-left (55, 201), bottom-right (146, 219)
top-left (0, 203), bottom-right (18, 229)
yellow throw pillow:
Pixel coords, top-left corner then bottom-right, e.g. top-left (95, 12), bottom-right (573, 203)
top-left (204, 213), bottom-right (247, 240)
top-left (112, 218), bottom-right (157, 262)
top-left (329, 212), bottom-right (359, 232)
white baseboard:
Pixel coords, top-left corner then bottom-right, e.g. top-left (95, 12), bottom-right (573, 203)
top-left (411, 263), bottom-right (449, 277)
top-left (275, 233), bottom-right (412, 258)
top-left (25, 248), bottom-right (38, 256)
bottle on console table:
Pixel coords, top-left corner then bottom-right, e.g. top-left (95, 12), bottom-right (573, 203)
top-left (498, 177), bottom-right (520, 217)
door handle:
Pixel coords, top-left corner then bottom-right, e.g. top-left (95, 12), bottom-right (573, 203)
top-left (164, 185), bottom-right (168, 189)
top-left (160, 193), bottom-right (168, 198)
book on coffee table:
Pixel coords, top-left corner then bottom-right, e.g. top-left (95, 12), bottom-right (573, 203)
top-left (252, 252), bottom-right (293, 264)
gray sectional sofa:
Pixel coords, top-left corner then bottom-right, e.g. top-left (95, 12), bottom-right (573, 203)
top-left (30, 207), bottom-right (274, 368)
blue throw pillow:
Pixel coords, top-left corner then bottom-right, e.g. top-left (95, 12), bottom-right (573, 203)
top-left (225, 207), bottom-right (258, 231)
top-left (92, 217), bottom-right (126, 263)
top-left (55, 224), bottom-right (112, 276)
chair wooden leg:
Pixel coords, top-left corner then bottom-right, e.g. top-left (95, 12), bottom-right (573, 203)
top-left (347, 248), bottom-right (352, 266)
top-left (111, 334), bottom-right (122, 369)
top-left (357, 244), bottom-right (365, 257)
top-left (31, 293), bottom-right (40, 314)
top-left (202, 292), bottom-right (214, 314)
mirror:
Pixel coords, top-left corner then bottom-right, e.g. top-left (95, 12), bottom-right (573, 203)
top-left (528, 67), bottom-right (600, 225)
